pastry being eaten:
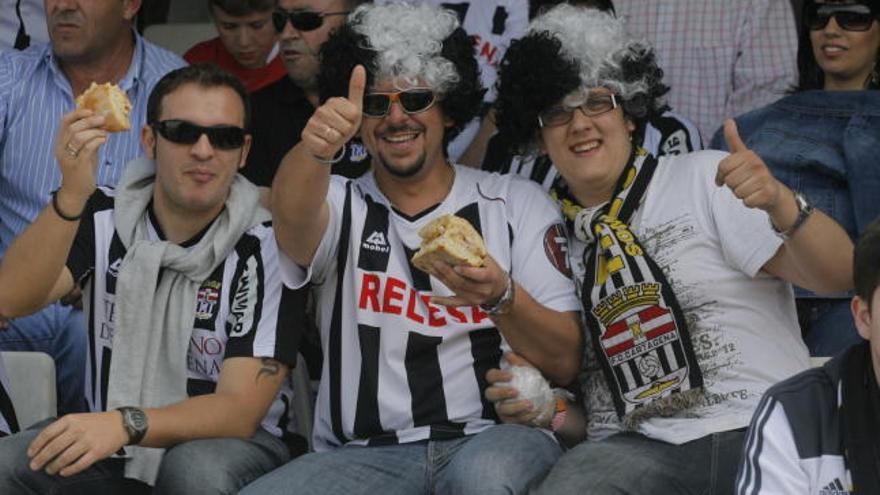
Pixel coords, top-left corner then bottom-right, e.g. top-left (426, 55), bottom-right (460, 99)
top-left (75, 82), bottom-right (132, 132)
top-left (412, 214), bottom-right (487, 272)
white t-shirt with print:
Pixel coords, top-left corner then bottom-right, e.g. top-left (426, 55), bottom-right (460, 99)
top-left (572, 150), bottom-right (810, 445)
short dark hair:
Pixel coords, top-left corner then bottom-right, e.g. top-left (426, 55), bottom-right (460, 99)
top-left (147, 64), bottom-right (251, 130)
top-left (495, 14), bottom-right (668, 154)
top-left (855, 217), bottom-right (880, 308)
top-left (317, 11), bottom-right (485, 150)
top-left (796, 0), bottom-right (880, 91)
top-left (207, 0), bottom-right (276, 17)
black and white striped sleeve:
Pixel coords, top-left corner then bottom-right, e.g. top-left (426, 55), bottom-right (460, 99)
top-left (66, 189), bottom-right (114, 283)
top-left (224, 225), bottom-right (304, 368)
top-left (736, 394), bottom-right (810, 495)
top-left (0, 352), bottom-right (18, 437)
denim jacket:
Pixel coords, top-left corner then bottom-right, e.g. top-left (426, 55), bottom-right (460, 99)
top-left (710, 90), bottom-right (880, 298)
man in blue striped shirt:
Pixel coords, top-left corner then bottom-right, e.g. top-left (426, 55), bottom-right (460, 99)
top-left (0, 0), bottom-right (184, 415)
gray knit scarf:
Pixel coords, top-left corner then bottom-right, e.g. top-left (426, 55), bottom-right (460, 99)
top-left (105, 157), bottom-right (269, 485)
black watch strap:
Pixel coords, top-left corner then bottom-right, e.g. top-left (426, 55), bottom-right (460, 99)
top-left (117, 406), bottom-right (148, 445)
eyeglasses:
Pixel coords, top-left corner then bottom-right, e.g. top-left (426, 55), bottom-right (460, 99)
top-left (807, 3), bottom-right (878, 32)
top-left (151, 120), bottom-right (247, 150)
top-left (538, 94), bottom-right (619, 128)
top-left (271, 9), bottom-right (349, 33)
top-left (362, 89), bottom-right (437, 118)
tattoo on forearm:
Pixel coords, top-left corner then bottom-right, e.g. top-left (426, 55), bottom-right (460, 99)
top-left (255, 358), bottom-right (282, 383)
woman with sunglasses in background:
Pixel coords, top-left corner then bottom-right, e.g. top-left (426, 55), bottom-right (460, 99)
top-left (711, 0), bottom-right (880, 358)
top-left (489, 5), bottom-right (853, 494)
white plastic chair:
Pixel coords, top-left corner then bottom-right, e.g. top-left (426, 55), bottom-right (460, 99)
top-left (143, 22), bottom-right (217, 56)
top-left (1, 351), bottom-right (56, 429)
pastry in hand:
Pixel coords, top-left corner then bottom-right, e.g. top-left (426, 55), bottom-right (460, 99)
top-left (412, 214), bottom-right (487, 272)
top-left (75, 82), bottom-right (132, 132)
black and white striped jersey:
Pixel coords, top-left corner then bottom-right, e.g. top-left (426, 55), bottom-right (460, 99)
top-left (0, 353), bottom-right (17, 437)
top-left (280, 165), bottom-right (580, 451)
top-left (483, 110), bottom-right (703, 191)
top-left (737, 356), bottom-right (852, 495)
top-left (66, 188), bottom-right (303, 440)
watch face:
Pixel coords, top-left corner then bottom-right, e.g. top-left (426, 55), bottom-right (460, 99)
top-left (128, 409), bottom-right (148, 431)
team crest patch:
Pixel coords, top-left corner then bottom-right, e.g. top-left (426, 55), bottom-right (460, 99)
top-left (543, 223), bottom-right (572, 278)
top-left (592, 282), bottom-right (691, 406)
top-left (196, 281), bottom-right (221, 321)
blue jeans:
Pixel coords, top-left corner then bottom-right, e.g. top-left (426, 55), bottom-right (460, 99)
top-left (0, 419), bottom-right (291, 495)
top-left (0, 304), bottom-right (87, 414)
top-left (241, 424), bottom-right (562, 495)
top-left (533, 429), bottom-right (746, 495)
top-left (797, 298), bottom-right (862, 357)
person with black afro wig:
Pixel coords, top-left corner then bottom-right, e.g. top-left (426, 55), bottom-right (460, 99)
top-left (486, 4), bottom-right (854, 495)
top-left (246, 3), bottom-right (583, 494)
top-left (484, 1), bottom-right (701, 191)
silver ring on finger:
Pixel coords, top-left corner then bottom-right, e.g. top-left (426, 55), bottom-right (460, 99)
top-left (64, 140), bottom-right (80, 158)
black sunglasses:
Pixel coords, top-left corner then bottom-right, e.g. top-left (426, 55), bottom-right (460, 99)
top-left (362, 89), bottom-right (437, 118)
top-left (272, 9), bottom-right (349, 33)
top-left (807, 3), bottom-right (878, 32)
top-left (151, 120), bottom-right (247, 150)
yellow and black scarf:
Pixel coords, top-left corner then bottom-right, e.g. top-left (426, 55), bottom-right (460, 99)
top-left (552, 148), bottom-right (704, 427)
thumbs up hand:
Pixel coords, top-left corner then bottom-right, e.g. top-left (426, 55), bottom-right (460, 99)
top-left (302, 65), bottom-right (366, 163)
top-left (714, 119), bottom-right (784, 213)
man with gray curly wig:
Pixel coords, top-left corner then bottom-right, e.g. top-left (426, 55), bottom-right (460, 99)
top-left (241, 2), bottom-right (583, 494)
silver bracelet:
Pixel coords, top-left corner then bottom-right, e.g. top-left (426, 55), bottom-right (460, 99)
top-left (311, 143), bottom-right (346, 165)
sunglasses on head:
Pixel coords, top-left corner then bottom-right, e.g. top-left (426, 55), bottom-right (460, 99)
top-left (362, 89), bottom-right (437, 118)
top-left (151, 120), bottom-right (247, 150)
top-left (271, 9), bottom-right (349, 33)
top-left (807, 3), bottom-right (878, 31)
top-left (538, 94), bottom-right (619, 128)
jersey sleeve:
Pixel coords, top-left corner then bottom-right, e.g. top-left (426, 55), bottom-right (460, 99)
top-left (508, 178), bottom-right (580, 312)
top-left (736, 394), bottom-right (810, 495)
top-left (278, 176), bottom-right (347, 289)
top-left (0, 353), bottom-right (18, 437)
top-left (66, 190), bottom-right (105, 284)
top-left (225, 226), bottom-right (306, 368)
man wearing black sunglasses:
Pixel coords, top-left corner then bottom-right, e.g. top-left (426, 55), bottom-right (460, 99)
top-left (243, 3), bottom-right (581, 494)
top-left (0, 64), bottom-right (305, 493)
top-left (244, 0), bottom-right (370, 188)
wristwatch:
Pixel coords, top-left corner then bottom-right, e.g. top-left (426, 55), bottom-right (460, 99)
top-left (480, 271), bottom-right (516, 316)
top-left (117, 406), bottom-right (148, 445)
top-left (772, 191), bottom-right (813, 239)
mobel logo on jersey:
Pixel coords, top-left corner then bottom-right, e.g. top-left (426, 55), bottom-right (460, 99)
top-left (363, 231), bottom-right (390, 253)
top-left (358, 272), bottom-right (490, 327)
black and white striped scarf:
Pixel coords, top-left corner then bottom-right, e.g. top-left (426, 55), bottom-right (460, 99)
top-left (552, 148), bottom-right (704, 427)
